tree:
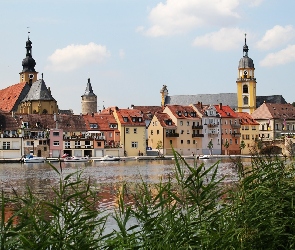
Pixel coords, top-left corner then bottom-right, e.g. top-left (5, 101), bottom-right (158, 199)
top-left (224, 140), bottom-right (230, 155)
top-left (156, 140), bottom-right (163, 157)
top-left (240, 140), bottom-right (246, 154)
top-left (207, 140), bottom-right (213, 155)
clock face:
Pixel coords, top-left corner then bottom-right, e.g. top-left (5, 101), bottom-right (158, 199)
top-left (29, 74), bottom-right (34, 79)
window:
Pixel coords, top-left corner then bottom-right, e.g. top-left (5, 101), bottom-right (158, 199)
top-left (187, 121), bottom-right (189, 126)
top-left (246, 135), bottom-right (250, 140)
top-left (235, 139), bottom-right (238, 144)
top-left (3, 142), bottom-right (10, 149)
top-left (243, 84), bottom-right (248, 93)
top-left (90, 123), bottom-right (98, 129)
top-left (53, 131), bottom-right (59, 136)
top-left (44, 147), bottom-right (47, 151)
top-left (65, 141), bottom-right (70, 149)
top-left (75, 141), bottom-right (81, 148)
top-left (53, 141), bottom-right (59, 146)
top-left (123, 117), bottom-right (128, 122)
top-left (131, 142), bottom-right (138, 148)
top-left (187, 140), bottom-right (190, 144)
top-left (217, 139), bottom-right (220, 145)
top-left (151, 130), bottom-right (153, 135)
top-left (97, 141), bottom-right (101, 147)
top-left (126, 128), bottom-right (129, 134)
top-left (243, 96), bottom-right (249, 105)
top-left (134, 128), bottom-right (137, 134)
top-left (109, 132), bottom-right (113, 138)
top-left (132, 117), bottom-right (136, 122)
top-left (180, 121), bottom-right (183, 126)
top-left (181, 140), bottom-right (183, 144)
top-left (181, 130), bottom-right (184, 134)
top-left (138, 117), bottom-right (142, 122)
top-left (187, 130), bottom-right (190, 134)
top-left (230, 139), bottom-right (232, 145)
top-left (157, 130), bottom-right (159, 135)
top-left (193, 140), bottom-right (196, 144)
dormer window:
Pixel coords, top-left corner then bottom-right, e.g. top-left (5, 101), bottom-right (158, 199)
top-left (178, 111), bottom-right (182, 116)
top-left (22, 121), bottom-right (29, 128)
top-left (184, 112), bottom-right (188, 117)
top-left (132, 117), bottom-right (136, 122)
top-left (90, 123), bottom-right (98, 129)
top-left (123, 117), bottom-right (128, 122)
top-left (138, 117), bottom-right (142, 122)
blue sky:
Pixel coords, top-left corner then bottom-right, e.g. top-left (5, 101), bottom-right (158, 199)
top-left (1, 0), bottom-right (295, 114)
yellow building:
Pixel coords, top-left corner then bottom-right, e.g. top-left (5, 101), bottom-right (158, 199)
top-left (110, 107), bottom-right (146, 156)
top-left (236, 112), bottom-right (260, 155)
top-left (237, 35), bottom-right (256, 114)
top-left (161, 105), bottom-right (203, 156)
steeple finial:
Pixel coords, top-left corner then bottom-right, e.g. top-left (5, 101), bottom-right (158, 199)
top-left (243, 33), bottom-right (249, 57)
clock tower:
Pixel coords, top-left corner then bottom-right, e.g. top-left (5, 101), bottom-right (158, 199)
top-left (236, 34), bottom-right (256, 113)
top-left (19, 36), bottom-right (38, 84)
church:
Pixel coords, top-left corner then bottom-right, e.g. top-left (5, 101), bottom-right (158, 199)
top-left (160, 35), bottom-right (287, 112)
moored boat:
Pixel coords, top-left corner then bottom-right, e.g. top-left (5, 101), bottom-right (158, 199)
top-left (23, 155), bottom-right (46, 163)
top-left (100, 155), bottom-right (120, 161)
top-left (63, 156), bottom-right (90, 162)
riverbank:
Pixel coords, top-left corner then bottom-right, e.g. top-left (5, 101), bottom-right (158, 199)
top-left (0, 153), bottom-right (282, 163)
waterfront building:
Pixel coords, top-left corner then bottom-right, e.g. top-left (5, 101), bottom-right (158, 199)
top-left (236, 112), bottom-right (260, 155)
top-left (251, 103), bottom-right (295, 141)
top-left (161, 105), bottom-right (202, 156)
top-left (108, 107), bottom-right (146, 156)
top-left (214, 104), bottom-right (241, 155)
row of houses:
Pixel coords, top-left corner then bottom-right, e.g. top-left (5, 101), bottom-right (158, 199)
top-left (0, 102), bottom-right (294, 159)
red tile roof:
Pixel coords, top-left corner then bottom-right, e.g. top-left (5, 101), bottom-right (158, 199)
top-left (236, 112), bottom-right (259, 125)
top-left (252, 103), bottom-right (295, 120)
top-left (154, 112), bottom-right (177, 128)
top-left (115, 108), bottom-right (145, 126)
top-left (165, 105), bottom-right (200, 119)
top-left (214, 104), bottom-right (238, 118)
top-left (0, 82), bottom-right (29, 112)
top-left (132, 106), bottom-right (163, 120)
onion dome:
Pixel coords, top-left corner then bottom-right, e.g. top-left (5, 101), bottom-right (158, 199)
top-left (238, 34), bottom-right (254, 69)
top-left (21, 37), bottom-right (36, 72)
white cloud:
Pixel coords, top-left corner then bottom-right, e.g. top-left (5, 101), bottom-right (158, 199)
top-left (256, 25), bottom-right (295, 50)
top-left (119, 49), bottom-right (125, 59)
top-left (138, 0), bottom-right (241, 37)
top-left (192, 27), bottom-right (246, 50)
top-left (247, 0), bottom-right (264, 7)
top-left (260, 45), bottom-right (295, 67)
top-left (46, 43), bottom-right (110, 72)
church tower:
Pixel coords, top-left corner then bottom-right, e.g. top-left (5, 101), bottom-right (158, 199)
top-left (81, 78), bottom-right (97, 114)
top-left (160, 85), bottom-right (168, 107)
top-left (19, 36), bottom-right (38, 84)
top-left (236, 34), bottom-right (256, 114)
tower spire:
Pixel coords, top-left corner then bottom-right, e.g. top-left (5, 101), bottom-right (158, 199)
top-left (243, 33), bottom-right (249, 57)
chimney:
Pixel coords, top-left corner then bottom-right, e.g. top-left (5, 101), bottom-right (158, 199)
top-left (219, 103), bottom-right (222, 110)
top-left (91, 112), bottom-right (94, 117)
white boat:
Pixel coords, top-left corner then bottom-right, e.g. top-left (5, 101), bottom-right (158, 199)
top-left (23, 155), bottom-right (46, 163)
top-left (199, 155), bottom-right (210, 159)
top-left (101, 155), bottom-right (120, 161)
top-left (63, 156), bottom-right (90, 162)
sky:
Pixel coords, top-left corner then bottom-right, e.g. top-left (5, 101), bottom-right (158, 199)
top-left (1, 0), bottom-right (295, 114)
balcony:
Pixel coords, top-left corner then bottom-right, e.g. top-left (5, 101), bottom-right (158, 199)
top-left (232, 133), bottom-right (241, 137)
top-left (207, 123), bottom-right (219, 128)
top-left (166, 133), bottom-right (179, 137)
top-left (231, 124), bottom-right (241, 129)
top-left (192, 125), bottom-right (203, 129)
top-left (208, 132), bottom-right (218, 137)
top-left (192, 134), bottom-right (204, 138)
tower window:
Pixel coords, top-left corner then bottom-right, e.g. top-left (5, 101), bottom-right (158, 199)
top-left (243, 96), bottom-right (249, 105)
top-left (243, 85), bottom-right (248, 94)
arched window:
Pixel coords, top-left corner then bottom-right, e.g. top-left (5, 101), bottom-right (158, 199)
top-left (243, 84), bottom-right (248, 93)
top-left (243, 96), bottom-right (249, 105)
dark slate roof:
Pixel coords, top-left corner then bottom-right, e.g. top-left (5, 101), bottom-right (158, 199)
top-left (165, 93), bottom-right (287, 110)
top-left (165, 93), bottom-right (238, 110)
top-left (238, 56), bottom-right (254, 68)
top-left (22, 79), bottom-right (56, 101)
top-left (256, 95), bottom-right (287, 108)
top-left (82, 78), bottom-right (96, 96)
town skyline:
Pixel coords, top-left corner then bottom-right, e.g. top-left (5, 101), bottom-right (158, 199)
top-left (1, 0), bottom-right (295, 114)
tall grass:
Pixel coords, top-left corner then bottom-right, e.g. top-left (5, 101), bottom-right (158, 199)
top-left (1, 150), bottom-right (295, 249)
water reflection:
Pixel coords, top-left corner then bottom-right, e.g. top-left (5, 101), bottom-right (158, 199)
top-left (0, 157), bottom-right (251, 211)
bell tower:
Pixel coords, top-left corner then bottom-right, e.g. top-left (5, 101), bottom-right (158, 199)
top-left (19, 36), bottom-right (38, 84)
top-left (236, 34), bottom-right (256, 114)
top-left (81, 78), bottom-right (97, 114)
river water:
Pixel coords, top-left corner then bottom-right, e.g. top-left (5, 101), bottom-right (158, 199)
top-left (0, 157), bottom-right (250, 210)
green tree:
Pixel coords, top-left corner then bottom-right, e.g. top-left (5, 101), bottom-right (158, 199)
top-left (240, 140), bottom-right (246, 154)
top-left (224, 140), bottom-right (230, 155)
top-left (156, 140), bottom-right (163, 157)
top-left (207, 140), bottom-right (213, 155)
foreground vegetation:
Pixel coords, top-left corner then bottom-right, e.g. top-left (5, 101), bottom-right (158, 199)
top-left (1, 151), bottom-right (295, 249)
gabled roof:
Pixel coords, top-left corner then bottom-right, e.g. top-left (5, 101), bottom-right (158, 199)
top-left (114, 108), bottom-right (145, 126)
top-left (0, 82), bottom-right (30, 112)
top-left (0, 111), bottom-right (20, 130)
top-left (22, 79), bottom-right (55, 102)
top-left (82, 113), bottom-right (119, 132)
top-left (132, 105), bottom-right (163, 120)
top-left (236, 112), bottom-right (259, 125)
top-left (252, 103), bottom-right (295, 120)
top-left (214, 104), bottom-right (238, 118)
top-left (164, 105), bottom-right (200, 119)
top-left (154, 112), bottom-right (177, 128)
